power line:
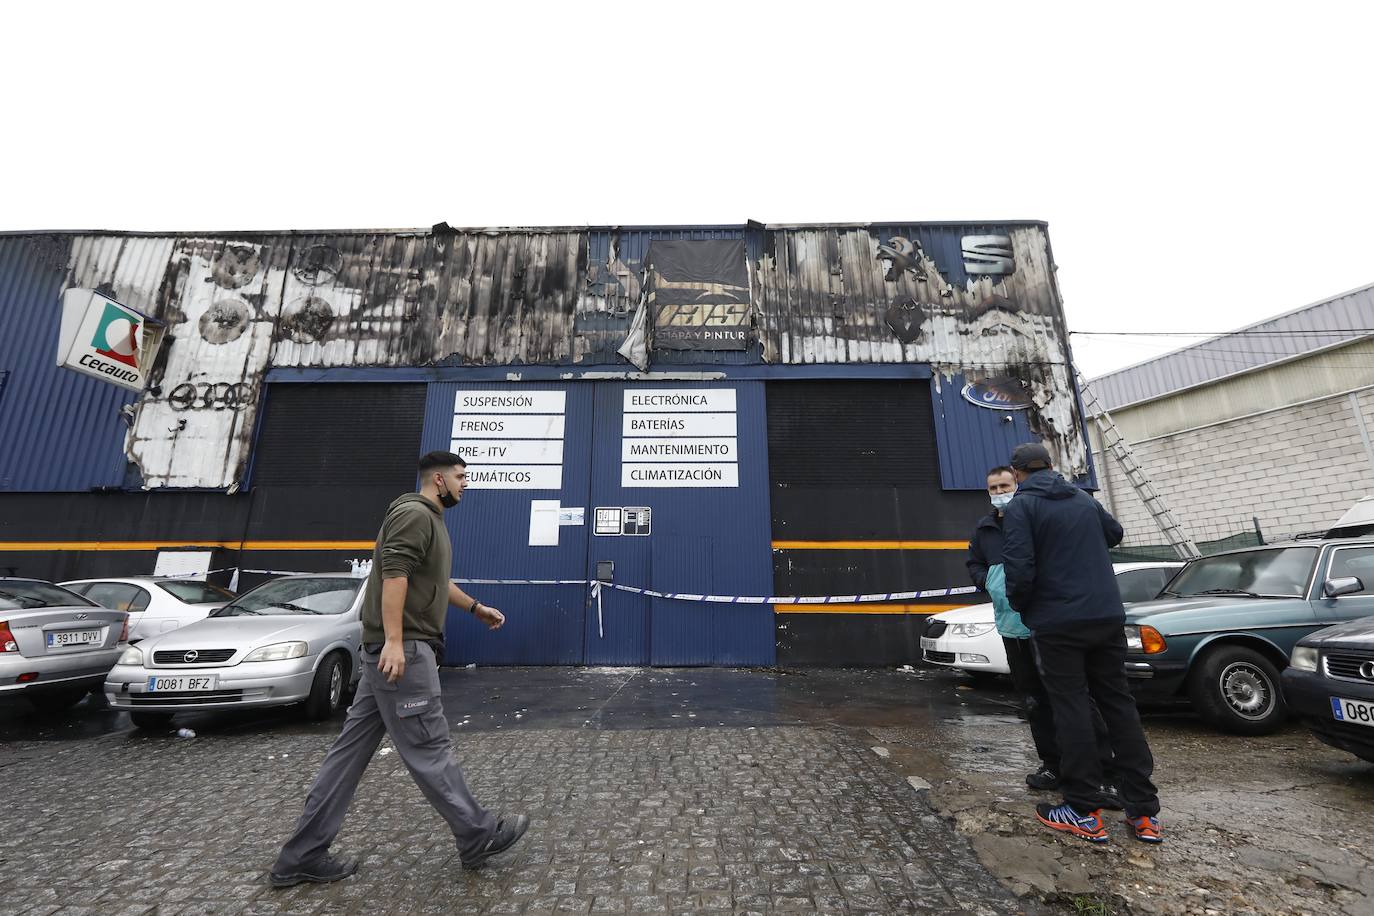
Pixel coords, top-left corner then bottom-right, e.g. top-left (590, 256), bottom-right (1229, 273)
top-left (1071, 329), bottom-right (1374, 337)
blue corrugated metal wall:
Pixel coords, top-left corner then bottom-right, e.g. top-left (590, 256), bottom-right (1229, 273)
top-left (931, 372), bottom-right (1098, 489)
top-left (0, 237), bottom-right (132, 492)
top-left (588, 380), bottom-right (774, 666)
top-left (418, 377), bottom-right (775, 666)
top-left (421, 381), bottom-right (594, 665)
top-left (930, 373), bottom-right (1039, 489)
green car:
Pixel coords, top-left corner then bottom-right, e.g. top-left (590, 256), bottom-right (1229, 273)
top-left (1123, 537), bottom-right (1374, 735)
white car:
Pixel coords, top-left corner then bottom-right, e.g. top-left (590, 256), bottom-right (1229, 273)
top-left (921, 562), bottom-right (1184, 678)
top-left (60, 577), bottom-right (235, 643)
top-left (105, 573), bottom-right (365, 729)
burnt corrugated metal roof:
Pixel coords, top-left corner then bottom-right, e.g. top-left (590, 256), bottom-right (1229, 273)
top-left (1087, 282), bottom-right (1374, 412)
top-left (1, 223), bottom-right (1086, 490)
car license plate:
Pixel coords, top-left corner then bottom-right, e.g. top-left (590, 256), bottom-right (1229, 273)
top-left (47, 629), bottom-right (101, 648)
top-left (920, 637), bottom-right (937, 650)
top-left (147, 675), bottom-right (218, 693)
top-left (1331, 696), bottom-right (1374, 728)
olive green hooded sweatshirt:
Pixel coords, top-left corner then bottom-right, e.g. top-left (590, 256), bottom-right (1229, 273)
top-left (359, 493), bottom-right (452, 645)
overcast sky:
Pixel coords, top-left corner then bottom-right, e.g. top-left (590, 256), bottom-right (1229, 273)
top-left (5, 2), bottom-right (1370, 378)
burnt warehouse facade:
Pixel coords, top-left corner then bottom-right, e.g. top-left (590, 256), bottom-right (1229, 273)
top-left (0, 222), bottom-right (1095, 666)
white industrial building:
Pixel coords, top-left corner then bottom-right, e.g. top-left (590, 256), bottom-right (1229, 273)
top-left (1087, 282), bottom-right (1374, 553)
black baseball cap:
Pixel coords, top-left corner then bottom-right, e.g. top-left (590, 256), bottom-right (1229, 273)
top-left (1010, 442), bottom-right (1052, 470)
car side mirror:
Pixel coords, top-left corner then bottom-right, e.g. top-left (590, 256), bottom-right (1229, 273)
top-left (1324, 576), bottom-right (1364, 598)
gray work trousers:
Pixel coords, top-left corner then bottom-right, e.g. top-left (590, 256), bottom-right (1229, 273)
top-left (273, 640), bottom-right (496, 871)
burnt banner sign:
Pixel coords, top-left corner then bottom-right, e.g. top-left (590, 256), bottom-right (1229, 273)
top-left (647, 239), bottom-right (751, 350)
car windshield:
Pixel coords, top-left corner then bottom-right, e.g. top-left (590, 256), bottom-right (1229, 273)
top-left (211, 577), bottom-right (362, 617)
top-left (158, 581), bottom-right (237, 604)
top-left (0, 580), bottom-right (99, 610)
top-left (1163, 547), bottom-right (1318, 598)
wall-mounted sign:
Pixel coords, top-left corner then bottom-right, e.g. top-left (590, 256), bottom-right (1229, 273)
top-left (647, 239), bottom-right (751, 350)
top-left (451, 389), bottom-right (565, 490)
top-left (593, 506), bottom-right (652, 536)
top-left (961, 235), bottom-right (1015, 276)
top-left (885, 299), bottom-right (927, 344)
top-left (56, 289), bottom-right (167, 392)
top-left (622, 463), bottom-right (740, 487)
top-left (623, 389), bottom-right (737, 412)
top-left (622, 412), bottom-right (737, 438)
top-left (594, 507), bottom-right (623, 536)
top-left (623, 507), bottom-right (652, 536)
top-left (961, 377), bottom-right (1033, 410)
top-left (876, 236), bottom-right (928, 282)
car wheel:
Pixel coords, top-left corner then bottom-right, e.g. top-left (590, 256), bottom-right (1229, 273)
top-left (305, 652), bottom-right (348, 720)
top-left (130, 711), bottom-right (174, 730)
top-left (28, 688), bottom-right (89, 715)
top-left (1187, 645), bottom-right (1288, 735)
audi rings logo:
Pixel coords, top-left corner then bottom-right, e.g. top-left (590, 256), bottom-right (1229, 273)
top-left (1360, 661), bottom-right (1374, 681)
top-left (184, 650), bottom-right (199, 664)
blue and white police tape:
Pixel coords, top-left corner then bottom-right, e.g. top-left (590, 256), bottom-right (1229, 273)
top-left (229, 564), bottom-right (979, 639)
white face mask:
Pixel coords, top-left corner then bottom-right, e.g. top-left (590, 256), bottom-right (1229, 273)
top-left (990, 492), bottom-right (1015, 510)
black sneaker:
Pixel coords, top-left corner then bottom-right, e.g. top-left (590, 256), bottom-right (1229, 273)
top-left (461, 814), bottom-right (531, 870)
top-left (1025, 765), bottom-right (1060, 791)
top-left (1098, 784), bottom-right (1125, 811)
top-left (269, 853), bottom-right (358, 888)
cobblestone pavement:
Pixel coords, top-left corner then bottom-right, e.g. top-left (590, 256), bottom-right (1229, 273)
top-left (2, 671), bottom-right (1040, 915)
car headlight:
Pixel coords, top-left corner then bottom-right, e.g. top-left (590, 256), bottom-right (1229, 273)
top-left (949, 622), bottom-right (996, 638)
top-left (1124, 624), bottom-right (1167, 654)
top-left (118, 646), bottom-right (143, 666)
top-left (1290, 645), bottom-right (1319, 672)
top-left (244, 641), bottom-right (308, 662)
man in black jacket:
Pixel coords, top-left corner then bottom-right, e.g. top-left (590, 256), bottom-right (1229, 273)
top-left (1001, 443), bottom-right (1162, 845)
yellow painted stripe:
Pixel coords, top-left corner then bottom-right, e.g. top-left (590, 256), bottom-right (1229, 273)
top-left (771, 540), bottom-right (967, 551)
top-left (775, 603), bottom-right (969, 615)
top-left (0, 540), bottom-right (376, 552)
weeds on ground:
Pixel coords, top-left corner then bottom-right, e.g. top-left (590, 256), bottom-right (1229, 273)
top-left (1070, 895), bottom-right (1114, 916)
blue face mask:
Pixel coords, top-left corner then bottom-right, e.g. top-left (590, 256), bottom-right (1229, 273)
top-left (990, 492), bottom-right (1015, 511)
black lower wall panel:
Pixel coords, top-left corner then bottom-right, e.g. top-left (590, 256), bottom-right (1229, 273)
top-left (776, 613), bottom-right (933, 667)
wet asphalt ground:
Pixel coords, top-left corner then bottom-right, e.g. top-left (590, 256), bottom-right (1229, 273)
top-left (2, 666), bottom-right (1372, 914)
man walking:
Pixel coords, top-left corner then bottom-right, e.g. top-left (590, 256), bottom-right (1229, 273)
top-left (270, 451), bottom-right (530, 887)
top-left (1001, 443), bottom-right (1162, 845)
top-left (967, 466), bottom-right (1118, 802)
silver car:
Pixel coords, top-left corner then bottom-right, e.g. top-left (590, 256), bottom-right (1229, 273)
top-left (0, 578), bottom-right (128, 713)
top-left (59, 576), bottom-right (235, 642)
top-left (105, 573), bottom-right (365, 730)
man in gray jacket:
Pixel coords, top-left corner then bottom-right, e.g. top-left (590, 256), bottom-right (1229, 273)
top-left (270, 451), bottom-right (529, 886)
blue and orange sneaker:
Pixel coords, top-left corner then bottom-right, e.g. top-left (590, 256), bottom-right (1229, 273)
top-left (1125, 815), bottom-right (1163, 844)
top-left (1035, 802), bottom-right (1109, 843)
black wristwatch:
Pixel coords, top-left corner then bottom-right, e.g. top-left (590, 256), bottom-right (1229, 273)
top-left (469, 600), bottom-right (482, 615)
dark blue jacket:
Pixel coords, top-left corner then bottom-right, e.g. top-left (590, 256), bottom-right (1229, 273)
top-left (965, 513), bottom-right (1004, 590)
top-left (1001, 469), bottom-right (1125, 633)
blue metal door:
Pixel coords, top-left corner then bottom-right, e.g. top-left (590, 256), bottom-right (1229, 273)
top-left (421, 378), bottom-right (774, 666)
top-left (421, 382), bottom-right (593, 665)
top-left (584, 380), bottom-right (775, 666)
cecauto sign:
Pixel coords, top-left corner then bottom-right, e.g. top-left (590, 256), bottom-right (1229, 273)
top-left (56, 289), bottom-right (167, 392)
